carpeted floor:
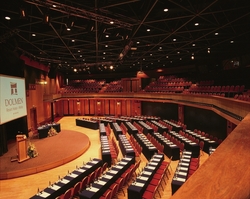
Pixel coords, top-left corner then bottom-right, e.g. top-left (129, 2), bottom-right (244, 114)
top-left (0, 130), bottom-right (90, 179)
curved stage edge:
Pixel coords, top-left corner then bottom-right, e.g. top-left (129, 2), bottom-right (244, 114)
top-left (0, 130), bottom-right (90, 180)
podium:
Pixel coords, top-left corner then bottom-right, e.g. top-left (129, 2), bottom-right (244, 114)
top-left (15, 134), bottom-right (30, 163)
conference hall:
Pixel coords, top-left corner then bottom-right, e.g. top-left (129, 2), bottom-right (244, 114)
top-left (0, 0), bottom-right (250, 199)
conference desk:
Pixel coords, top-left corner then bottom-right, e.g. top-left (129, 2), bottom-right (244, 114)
top-left (124, 121), bottom-right (138, 135)
top-left (111, 122), bottom-right (122, 140)
top-left (127, 154), bottom-right (164, 199)
top-left (134, 133), bottom-right (158, 161)
top-left (138, 121), bottom-right (154, 135)
top-left (100, 136), bottom-right (112, 167)
top-left (99, 123), bottom-right (106, 137)
top-left (118, 134), bottom-right (135, 162)
top-left (168, 131), bottom-right (200, 158)
top-left (171, 151), bottom-right (192, 194)
top-left (185, 129), bottom-right (219, 154)
top-left (151, 120), bottom-right (169, 134)
top-left (79, 156), bottom-right (134, 199)
top-left (75, 119), bottom-right (99, 130)
top-left (30, 158), bottom-right (103, 199)
top-left (37, 123), bottom-right (61, 139)
top-left (163, 120), bottom-right (183, 132)
top-left (153, 132), bottom-right (180, 160)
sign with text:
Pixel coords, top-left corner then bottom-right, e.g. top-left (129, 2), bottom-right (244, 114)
top-left (0, 75), bottom-right (27, 125)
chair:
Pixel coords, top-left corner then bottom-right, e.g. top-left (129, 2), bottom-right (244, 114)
top-left (71, 181), bottom-right (81, 198)
top-left (80, 176), bottom-right (88, 190)
top-left (142, 183), bottom-right (158, 199)
top-left (199, 141), bottom-right (204, 155)
top-left (62, 188), bottom-right (72, 199)
top-left (99, 190), bottom-right (111, 199)
top-left (102, 162), bottom-right (108, 173)
top-left (87, 171), bottom-right (95, 185)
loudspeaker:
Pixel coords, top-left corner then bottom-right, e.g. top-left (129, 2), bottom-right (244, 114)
top-left (48, 66), bottom-right (57, 79)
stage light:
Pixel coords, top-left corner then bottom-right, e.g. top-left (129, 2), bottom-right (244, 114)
top-left (20, 8), bottom-right (27, 19)
top-left (43, 14), bottom-right (50, 24)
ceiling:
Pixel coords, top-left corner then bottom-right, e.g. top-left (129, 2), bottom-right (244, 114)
top-left (1, 0), bottom-right (250, 78)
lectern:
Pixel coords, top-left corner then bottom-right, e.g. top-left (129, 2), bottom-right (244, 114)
top-left (16, 134), bottom-right (30, 163)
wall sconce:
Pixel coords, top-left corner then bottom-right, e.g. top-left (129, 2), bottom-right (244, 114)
top-left (117, 101), bottom-right (121, 105)
top-left (97, 101), bottom-right (101, 105)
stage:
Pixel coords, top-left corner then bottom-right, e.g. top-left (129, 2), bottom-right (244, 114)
top-left (0, 130), bottom-right (90, 180)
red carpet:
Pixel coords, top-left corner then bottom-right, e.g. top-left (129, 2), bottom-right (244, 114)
top-left (0, 130), bottom-right (90, 180)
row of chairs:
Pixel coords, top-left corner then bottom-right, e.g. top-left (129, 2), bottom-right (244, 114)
top-left (146, 133), bottom-right (164, 154)
top-left (120, 123), bottom-right (128, 135)
top-left (169, 119), bottom-right (187, 131)
top-left (109, 137), bottom-right (119, 163)
top-left (56, 163), bottom-right (108, 199)
top-left (132, 121), bottom-right (144, 134)
top-left (105, 124), bottom-right (111, 136)
top-left (163, 132), bottom-right (185, 153)
top-left (129, 135), bottom-right (143, 157)
top-left (142, 159), bottom-right (170, 199)
top-left (145, 121), bottom-right (159, 133)
top-left (193, 129), bottom-right (221, 143)
top-left (100, 160), bottom-right (141, 199)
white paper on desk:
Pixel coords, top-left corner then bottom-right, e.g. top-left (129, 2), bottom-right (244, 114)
top-left (175, 177), bottom-right (186, 182)
top-left (183, 155), bottom-right (191, 158)
top-left (78, 168), bottom-right (86, 173)
top-left (123, 157), bottom-right (132, 161)
top-left (179, 167), bottom-right (188, 171)
top-left (152, 158), bottom-right (160, 162)
top-left (103, 174), bottom-right (113, 179)
top-left (178, 171), bottom-right (187, 176)
top-left (146, 166), bottom-right (155, 170)
top-left (133, 182), bottom-right (145, 187)
top-left (84, 164), bottom-right (92, 168)
top-left (149, 162), bottom-right (157, 166)
top-left (180, 162), bottom-right (189, 166)
top-left (142, 171), bottom-right (152, 176)
top-left (183, 151), bottom-right (192, 155)
top-left (149, 146), bottom-right (156, 149)
top-left (138, 176), bottom-right (149, 181)
top-left (103, 150), bottom-right (110, 153)
top-left (115, 165), bottom-right (123, 169)
top-left (88, 187), bottom-right (99, 192)
top-left (182, 158), bottom-right (190, 162)
top-left (170, 144), bottom-right (176, 147)
top-left (109, 170), bottom-right (118, 174)
top-left (119, 161), bottom-right (126, 165)
top-left (60, 179), bottom-right (70, 184)
top-left (190, 142), bottom-right (196, 145)
top-left (96, 180), bottom-right (106, 185)
top-left (69, 173), bottom-right (78, 178)
top-left (154, 154), bottom-right (163, 158)
top-left (50, 184), bottom-right (61, 191)
top-left (38, 191), bottom-right (50, 198)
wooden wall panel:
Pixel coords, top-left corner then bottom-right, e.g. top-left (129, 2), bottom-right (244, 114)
top-left (132, 79), bottom-right (139, 92)
top-left (84, 99), bottom-right (89, 115)
top-left (104, 99), bottom-right (109, 115)
top-left (96, 100), bottom-right (102, 116)
top-left (126, 100), bottom-right (131, 116)
top-left (178, 104), bottom-right (184, 123)
top-left (80, 99), bottom-right (85, 115)
top-left (69, 100), bottom-right (74, 115)
top-left (89, 99), bottom-right (95, 115)
top-left (110, 100), bottom-right (115, 115)
top-left (55, 100), bottom-right (63, 116)
top-left (116, 101), bottom-right (122, 116)
top-left (63, 100), bottom-right (69, 115)
top-left (121, 100), bottom-right (127, 116)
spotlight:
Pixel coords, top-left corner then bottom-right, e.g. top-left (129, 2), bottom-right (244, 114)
top-left (20, 8), bottom-right (27, 19)
top-left (43, 14), bottom-right (50, 24)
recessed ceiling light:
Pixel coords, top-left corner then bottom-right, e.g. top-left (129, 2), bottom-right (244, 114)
top-left (71, 39), bottom-right (75, 42)
top-left (103, 52), bottom-right (106, 54)
top-left (110, 65), bottom-right (113, 69)
top-left (191, 55), bottom-right (195, 60)
top-left (80, 55), bottom-right (82, 57)
top-left (180, 58), bottom-right (182, 60)
top-left (230, 40), bottom-right (234, 43)
top-left (192, 43), bottom-right (196, 46)
top-left (147, 29), bottom-right (150, 32)
top-left (177, 51), bottom-right (180, 54)
top-left (105, 35), bottom-right (109, 38)
top-left (78, 50), bottom-right (81, 52)
top-left (137, 41), bottom-right (140, 44)
top-left (103, 57), bottom-right (105, 59)
top-left (166, 55), bottom-right (168, 58)
top-left (32, 33), bottom-right (36, 37)
top-left (194, 23), bottom-right (199, 26)
top-left (74, 68), bottom-right (77, 72)
top-left (5, 16), bottom-right (11, 20)
top-left (105, 45), bottom-right (108, 47)
top-left (164, 8), bottom-right (168, 12)
top-left (150, 54), bottom-right (152, 56)
top-left (67, 27), bottom-right (71, 31)
top-left (110, 21), bottom-right (114, 24)
top-left (173, 38), bottom-right (176, 41)
top-left (215, 32), bottom-right (219, 35)
top-left (52, 4), bottom-right (57, 8)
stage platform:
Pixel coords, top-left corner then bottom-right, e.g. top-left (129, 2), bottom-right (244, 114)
top-left (0, 130), bottom-right (90, 180)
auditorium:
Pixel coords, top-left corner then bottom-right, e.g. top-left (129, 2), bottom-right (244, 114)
top-left (0, 0), bottom-right (250, 199)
